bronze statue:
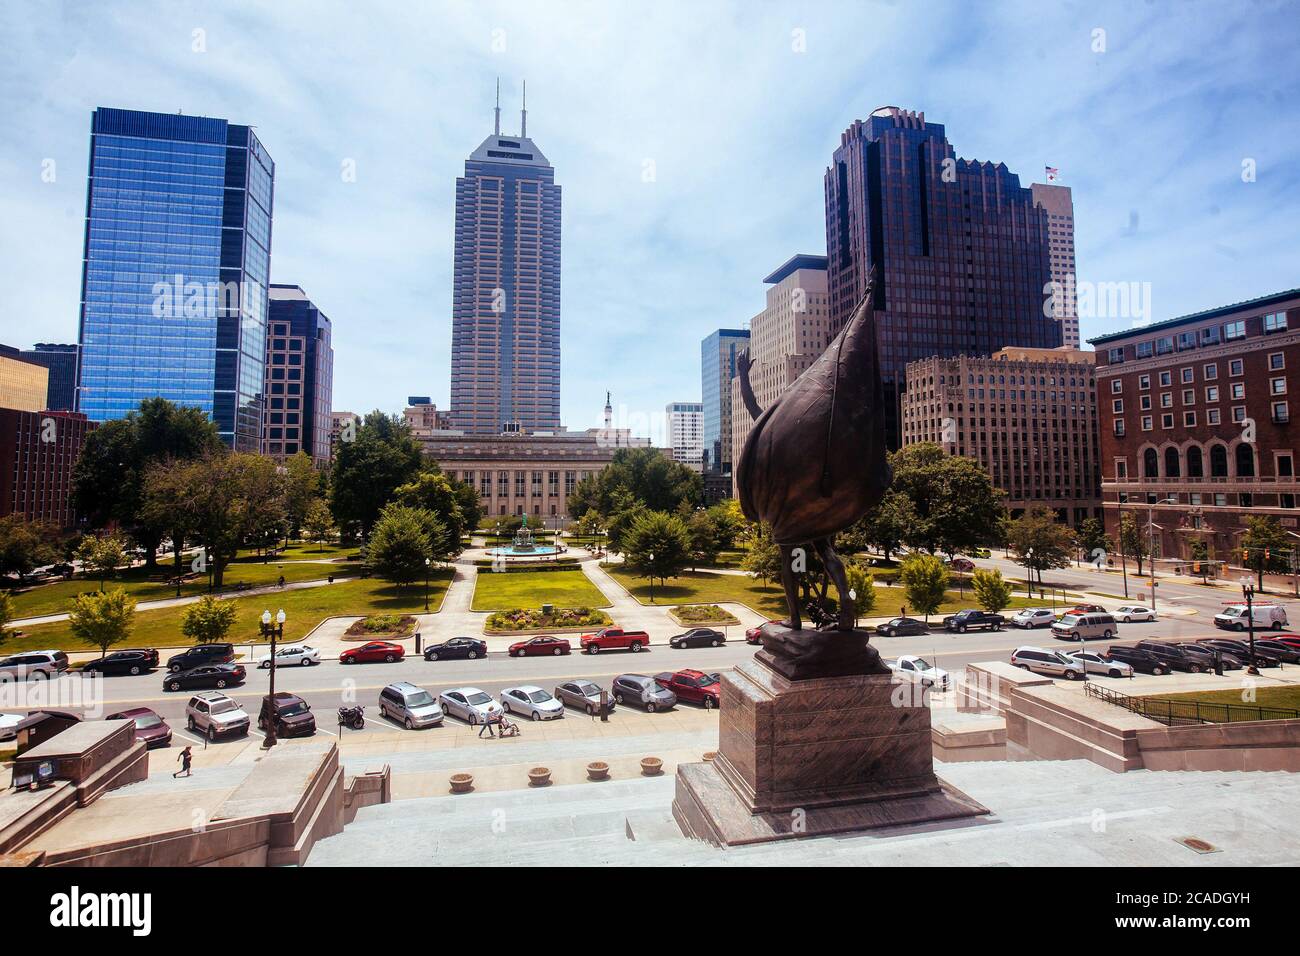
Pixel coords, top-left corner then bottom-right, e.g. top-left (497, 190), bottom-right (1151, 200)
top-left (734, 274), bottom-right (891, 677)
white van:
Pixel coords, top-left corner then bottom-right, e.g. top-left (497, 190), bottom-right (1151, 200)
top-left (1213, 603), bottom-right (1288, 631)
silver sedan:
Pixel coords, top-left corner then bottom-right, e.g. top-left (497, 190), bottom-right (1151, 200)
top-left (437, 687), bottom-right (503, 725)
top-left (501, 685), bottom-right (565, 721)
top-left (1062, 650), bottom-right (1134, 678)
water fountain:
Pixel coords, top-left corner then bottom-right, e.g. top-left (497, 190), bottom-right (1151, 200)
top-left (489, 516), bottom-right (560, 558)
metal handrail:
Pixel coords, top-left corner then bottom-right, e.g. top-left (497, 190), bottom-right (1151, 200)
top-left (1084, 681), bottom-right (1300, 725)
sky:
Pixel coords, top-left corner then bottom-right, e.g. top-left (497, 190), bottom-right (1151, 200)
top-left (2, 0), bottom-right (1298, 441)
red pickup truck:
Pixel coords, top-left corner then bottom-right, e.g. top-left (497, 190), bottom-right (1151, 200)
top-left (580, 627), bottom-right (650, 654)
top-left (654, 670), bottom-right (722, 709)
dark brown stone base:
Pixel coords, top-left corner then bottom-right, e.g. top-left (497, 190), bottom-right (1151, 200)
top-left (671, 657), bottom-right (989, 847)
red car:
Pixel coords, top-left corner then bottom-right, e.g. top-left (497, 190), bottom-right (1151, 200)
top-left (654, 670), bottom-right (722, 709)
top-left (509, 635), bottom-right (571, 657)
top-left (1067, 604), bottom-right (1106, 615)
top-left (105, 707), bottom-right (172, 748)
top-left (746, 620), bottom-right (781, 645)
top-left (580, 628), bottom-right (650, 654)
top-left (1267, 634), bottom-right (1300, 650)
top-left (339, 641), bottom-right (405, 664)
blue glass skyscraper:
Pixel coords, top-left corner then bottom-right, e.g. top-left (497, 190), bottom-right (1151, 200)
top-left (449, 85), bottom-right (561, 434)
top-left (76, 107), bottom-right (275, 449)
top-left (700, 328), bottom-right (749, 475)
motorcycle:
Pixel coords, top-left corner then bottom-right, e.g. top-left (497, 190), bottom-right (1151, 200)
top-left (337, 705), bottom-right (365, 730)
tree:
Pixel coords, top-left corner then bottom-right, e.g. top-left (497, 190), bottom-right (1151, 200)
top-left (1005, 507), bottom-right (1075, 595)
top-left (0, 591), bottom-right (13, 650)
top-left (899, 554), bottom-right (948, 621)
top-left (863, 491), bottom-right (916, 561)
top-left (302, 499), bottom-right (336, 551)
top-left (281, 452), bottom-right (321, 543)
top-left (706, 501), bottom-right (746, 551)
top-left (574, 512), bottom-right (604, 539)
top-left (1117, 512), bottom-right (1149, 577)
top-left (392, 470), bottom-right (466, 555)
top-left (843, 561), bottom-right (878, 619)
top-left (888, 443), bottom-right (1005, 556)
top-left (1075, 517), bottom-right (1111, 567)
top-left (330, 412), bottom-right (424, 539)
top-left (567, 447), bottom-right (702, 519)
top-left (686, 509), bottom-right (721, 571)
top-left (368, 504), bottom-right (443, 588)
top-left (742, 524), bottom-right (781, 586)
top-left (1189, 539), bottom-right (1211, 584)
top-left (75, 533), bottom-right (129, 590)
top-left (622, 511), bottom-right (691, 587)
top-left (68, 586), bottom-right (136, 658)
top-left (604, 491), bottom-right (648, 555)
top-left (181, 595), bottom-right (238, 645)
top-left (1241, 516), bottom-right (1291, 589)
top-left (71, 397), bottom-right (223, 568)
top-left (972, 568), bottom-right (1013, 614)
top-left (0, 515), bottom-right (58, 582)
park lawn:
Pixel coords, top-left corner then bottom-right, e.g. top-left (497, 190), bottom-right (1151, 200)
top-left (233, 541), bottom-right (361, 562)
top-left (471, 570), bottom-right (611, 612)
top-left (1143, 686), bottom-right (1300, 716)
top-left (6, 560), bottom-right (359, 620)
top-left (2, 572), bottom-right (451, 655)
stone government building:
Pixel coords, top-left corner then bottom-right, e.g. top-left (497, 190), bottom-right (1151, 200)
top-left (1089, 287), bottom-right (1300, 569)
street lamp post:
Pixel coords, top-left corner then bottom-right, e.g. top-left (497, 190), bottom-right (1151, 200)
top-left (423, 557), bottom-right (431, 612)
top-left (261, 608), bottom-right (286, 749)
top-left (1242, 581), bottom-right (1260, 676)
top-left (649, 552), bottom-right (656, 604)
top-left (1147, 497), bottom-right (1177, 613)
top-left (1025, 548), bottom-right (1034, 599)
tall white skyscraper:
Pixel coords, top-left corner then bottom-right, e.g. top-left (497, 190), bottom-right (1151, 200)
top-left (665, 401), bottom-right (704, 470)
top-left (1032, 182), bottom-right (1080, 349)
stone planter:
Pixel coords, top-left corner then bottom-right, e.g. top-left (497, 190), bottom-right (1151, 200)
top-left (702, 751), bottom-right (717, 762)
top-left (640, 756), bottom-right (664, 777)
top-left (586, 761), bottom-right (610, 781)
top-left (527, 767), bottom-right (552, 787)
top-left (449, 772), bottom-right (474, 794)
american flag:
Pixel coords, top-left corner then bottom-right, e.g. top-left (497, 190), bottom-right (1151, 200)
top-left (1045, 165), bottom-right (1059, 182)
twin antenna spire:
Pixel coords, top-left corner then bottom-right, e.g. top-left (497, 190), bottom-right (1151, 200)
top-left (493, 78), bottom-right (527, 137)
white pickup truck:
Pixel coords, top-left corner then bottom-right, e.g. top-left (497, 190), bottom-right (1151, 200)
top-left (885, 654), bottom-right (950, 691)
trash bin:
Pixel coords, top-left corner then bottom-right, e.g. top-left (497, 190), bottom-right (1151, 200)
top-left (542, 603), bottom-right (554, 615)
top-left (414, 632), bottom-right (422, 654)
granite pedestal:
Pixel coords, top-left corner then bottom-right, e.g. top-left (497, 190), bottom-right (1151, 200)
top-left (672, 657), bottom-right (988, 846)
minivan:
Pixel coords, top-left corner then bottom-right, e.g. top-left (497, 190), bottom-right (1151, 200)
top-left (1213, 604), bottom-right (1288, 631)
top-left (1009, 646), bottom-right (1086, 680)
top-left (379, 682), bottom-right (444, 729)
top-left (1050, 612), bottom-right (1118, 643)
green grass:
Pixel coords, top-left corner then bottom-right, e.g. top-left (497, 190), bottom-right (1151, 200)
top-left (6, 561), bottom-right (359, 620)
top-left (1, 572), bottom-right (451, 654)
top-left (1143, 686), bottom-right (1300, 718)
top-left (606, 568), bottom-right (1059, 618)
top-left (471, 570), bottom-right (610, 612)
top-left (232, 541), bottom-right (361, 562)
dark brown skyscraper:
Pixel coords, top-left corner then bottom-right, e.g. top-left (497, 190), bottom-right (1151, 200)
top-left (825, 107), bottom-right (1061, 447)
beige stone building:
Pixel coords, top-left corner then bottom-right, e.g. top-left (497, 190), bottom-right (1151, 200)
top-left (729, 255), bottom-right (831, 492)
top-left (0, 347), bottom-right (50, 412)
top-left (1031, 182), bottom-right (1080, 349)
top-left (901, 346), bottom-right (1101, 525)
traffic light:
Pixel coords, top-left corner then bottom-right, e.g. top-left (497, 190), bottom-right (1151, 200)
top-left (1265, 548), bottom-right (1271, 561)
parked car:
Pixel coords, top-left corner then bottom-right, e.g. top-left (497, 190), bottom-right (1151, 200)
top-left (1102, 645), bottom-right (1170, 675)
top-left (745, 620), bottom-right (780, 645)
top-left (1252, 639), bottom-right (1300, 664)
top-left (257, 692), bottom-right (316, 737)
top-left (1266, 634), bottom-right (1300, 651)
top-left (1050, 612), bottom-right (1118, 643)
top-left (875, 616), bottom-right (929, 637)
top-left (580, 627), bottom-right (650, 654)
top-left (949, 557), bottom-right (976, 573)
top-left (1134, 640), bottom-right (1207, 673)
top-left (185, 691), bottom-right (250, 741)
top-left (164, 663), bottom-right (246, 692)
top-left (1113, 605), bottom-right (1157, 623)
top-left (1061, 650), bottom-right (1133, 678)
top-left (1197, 638), bottom-right (1283, 668)
top-left (1175, 643), bottom-right (1243, 671)
top-left (424, 637), bottom-right (487, 661)
top-left (0, 712), bottom-right (23, 741)
top-left (1213, 603), bottom-right (1288, 631)
top-left (0, 649), bottom-right (69, 680)
top-left (1009, 608), bottom-right (1057, 630)
top-left (339, 641), bottom-right (404, 664)
top-left (553, 679), bottom-right (615, 715)
top-left (81, 650), bottom-right (155, 677)
top-left (501, 685), bottom-right (565, 721)
top-left (1009, 646), bottom-right (1087, 679)
top-left (257, 644), bottom-right (320, 668)
top-left (166, 643), bottom-right (234, 674)
top-left (943, 609), bottom-right (1004, 633)
top-left (669, 628), bottom-right (726, 649)
top-left (378, 682), bottom-right (444, 729)
top-left (105, 707), bottom-right (173, 748)
top-left (1066, 604), bottom-right (1107, 615)
top-left (886, 655), bottom-right (950, 690)
top-left (611, 674), bottom-right (677, 712)
top-left (437, 687), bottom-right (503, 725)
top-left (654, 670), bottom-right (722, 708)
top-left (121, 648), bottom-right (160, 668)
top-left (508, 635), bottom-right (571, 658)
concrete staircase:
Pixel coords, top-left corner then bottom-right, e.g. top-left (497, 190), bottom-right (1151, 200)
top-left (310, 758), bottom-right (1300, 866)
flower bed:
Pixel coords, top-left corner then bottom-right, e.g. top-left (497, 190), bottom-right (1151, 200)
top-left (344, 614), bottom-right (417, 639)
top-left (669, 604), bottom-right (740, 626)
top-left (484, 606), bottom-right (611, 634)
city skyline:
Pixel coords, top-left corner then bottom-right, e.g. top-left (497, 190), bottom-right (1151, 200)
top-left (2, 2), bottom-right (1297, 431)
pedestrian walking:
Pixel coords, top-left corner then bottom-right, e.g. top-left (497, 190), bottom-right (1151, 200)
top-left (477, 715), bottom-right (495, 739)
top-left (277, 574), bottom-right (285, 588)
top-left (173, 746), bottom-right (193, 778)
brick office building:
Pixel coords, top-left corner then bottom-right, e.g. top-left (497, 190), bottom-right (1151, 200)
top-left (0, 409), bottom-right (97, 529)
top-left (1089, 287), bottom-right (1300, 569)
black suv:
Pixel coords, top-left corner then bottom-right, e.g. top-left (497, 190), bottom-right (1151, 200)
top-left (1134, 641), bottom-right (1206, 673)
top-left (167, 643), bottom-right (235, 673)
top-left (258, 692), bottom-right (317, 737)
top-left (82, 650), bottom-right (155, 677)
top-left (943, 609), bottom-right (1005, 633)
top-left (1103, 645), bottom-right (1169, 675)
top-left (1197, 638), bottom-right (1283, 668)
top-left (1175, 642), bottom-right (1243, 671)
